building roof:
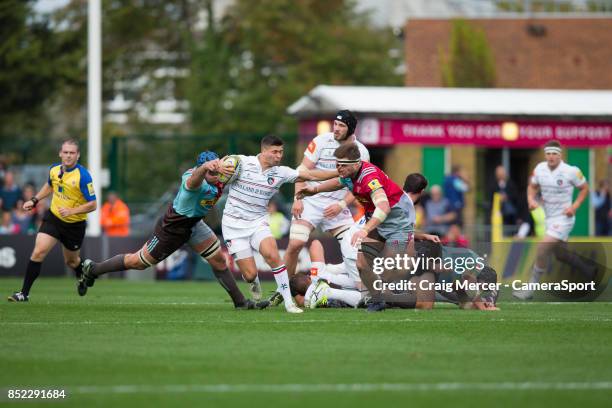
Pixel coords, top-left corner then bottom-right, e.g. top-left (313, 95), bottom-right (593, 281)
top-left (287, 85), bottom-right (612, 118)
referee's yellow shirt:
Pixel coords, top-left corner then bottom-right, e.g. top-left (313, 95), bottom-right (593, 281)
top-left (48, 163), bottom-right (96, 223)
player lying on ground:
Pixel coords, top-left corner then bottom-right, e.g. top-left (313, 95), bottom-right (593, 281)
top-left (297, 144), bottom-right (440, 312)
top-left (415, 240), bottom-right (499, 311)
top-left (79, 151), bottom-right (266, 310)
top-left (290, 238), bottom-right (363, 309)
top-left (220, 135), bottom-right (340, 314)
top-left (285, 109), bottom-right (369, 280)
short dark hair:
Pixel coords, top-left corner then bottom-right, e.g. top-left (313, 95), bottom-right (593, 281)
top-left (544, 140), bottom-right (562, 149)
top-left (404, 173), bottom-right (428, 194)
top-left (261, 134), bottom-right (284, 147)
top-left (289, 272), bottom-right (311, 296)
top-left (333, 143), bottom-right (360, 161)
top-left (478, 266), bottom-right (498, 285)
top-left (60, 138), bottom-right (80, 152)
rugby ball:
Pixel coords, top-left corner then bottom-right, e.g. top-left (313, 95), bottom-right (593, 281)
top-left (219, 155), bottom-right (241, 184)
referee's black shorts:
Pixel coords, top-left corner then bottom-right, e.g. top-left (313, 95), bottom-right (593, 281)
top-left (39, 210), bottom-right (87, 251)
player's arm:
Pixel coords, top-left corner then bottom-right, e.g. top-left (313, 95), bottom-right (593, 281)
top-left (296, 178), bottom-right (344, 199)
top-left (296, 167), bottom-right (338, 182)
top-left (350, 188), bottom-right (390, 246)
top-left (527, 182), bottom-right (540, 210)
top-left (565, 182), bottom-right (589, 217)
top-left (67, 200), bottom-right (97, 216)
top-left (23, 183), bottom-right (53, 211)
top-left (186, 159), bottom-right (220, 190)
top-left (292, 157), bottom-right (316, 218)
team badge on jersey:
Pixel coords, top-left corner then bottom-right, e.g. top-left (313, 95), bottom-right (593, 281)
top-left (367, 179), bottom-right (382, 191)
top-left (557, 179), bottom-right (563, 186)
top-left (267, 177), bottom-right (275, 185)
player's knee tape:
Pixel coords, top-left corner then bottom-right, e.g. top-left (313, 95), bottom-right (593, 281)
top-left (289, 223), bottom-right (311, 242)
top-left (138, 250), bottom-right (153, 268)
top-left (333, 225), bottom-right (350, 242)
top-left (200, 239), bottom-right (221, 259)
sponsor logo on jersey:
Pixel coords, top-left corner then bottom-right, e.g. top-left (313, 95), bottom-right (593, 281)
top-left (200, 199), bottom-right (216, 207)
top-left (87, 182), bottom-right (95, 195)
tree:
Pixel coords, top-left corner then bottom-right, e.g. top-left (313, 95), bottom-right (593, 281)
top-left (440, 19), bottom-right (496, 88)
top-left (0, 0), bottom-right (84, 161)
top-left (188, 0), bottom-right (403, 135)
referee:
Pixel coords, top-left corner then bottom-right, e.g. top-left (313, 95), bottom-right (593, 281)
top-left (8, 139), bottom-right (97, 302)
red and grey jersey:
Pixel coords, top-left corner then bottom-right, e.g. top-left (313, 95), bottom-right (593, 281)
top-left (339, 162), bottom-right (404, 215)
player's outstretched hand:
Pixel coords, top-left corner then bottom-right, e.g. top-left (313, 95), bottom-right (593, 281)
top-left (473, 301), bottom-right (500, 311)
top-left (23, 200), bottom-right (34, 211)
top-left (323, 203), bottom-right (342, 219)
top-left (291, 199), bottom-right (304, 218)
top-left (295, 187), bottom-right (316, 200)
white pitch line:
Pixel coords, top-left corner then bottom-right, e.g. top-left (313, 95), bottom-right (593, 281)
top-left (12, 382), bottom-right (611, 395)
top-left (1, 317), bottom-right (611, 326)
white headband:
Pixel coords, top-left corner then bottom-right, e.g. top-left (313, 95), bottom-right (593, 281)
top-left (544, 146), bottom-right (562, 155)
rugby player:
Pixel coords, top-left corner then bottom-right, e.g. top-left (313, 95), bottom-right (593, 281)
top-left (513, 140), bottom-right (592, 300)
top-left (284, 110), bottom-right (369, 279)
top-left (297, 144), bottom-right (440, 311)
top-left (221, 135), bottom-right (339, 314)
top-left (79, 152), bottom-right (264, 310)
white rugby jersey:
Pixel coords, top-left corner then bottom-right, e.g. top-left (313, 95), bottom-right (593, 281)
top-left (222, 155), bottom-right (299, 228)
top-left (303, 132), bottom-right (370, 203)
top-left (531, 161), bottom-right (586, 218)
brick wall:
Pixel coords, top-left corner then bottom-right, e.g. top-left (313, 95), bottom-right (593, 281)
top-left (405, 17), bottom-right (612, 89)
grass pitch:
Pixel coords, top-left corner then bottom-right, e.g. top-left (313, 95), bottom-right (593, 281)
top-left (1, 278), bottom-right (611, 407)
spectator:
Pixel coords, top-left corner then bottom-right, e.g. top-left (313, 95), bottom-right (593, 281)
top-left (443, 165), bottom-right (470, 225)
top-left (268, 201), bottom-right (290, 239)
top-left (100, 191), bottom-right (130, 236)
top-left (592, 180), bottom-right (611, 236)
top-left (0, 171), bottom-right (22, 231)
top-left (488, 165), bottom-right (521, 230)
top-left (21, 183), bottom-right (42, 231)
top-left (423, 185), bottom-right (456, 236)
top-left (441, 223), bottom-right (469, 248)
top-left (11, 199), bottom-right (34, 234)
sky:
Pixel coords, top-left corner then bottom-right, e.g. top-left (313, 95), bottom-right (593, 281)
top-left (34, 0), bottom-right (69, 14)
